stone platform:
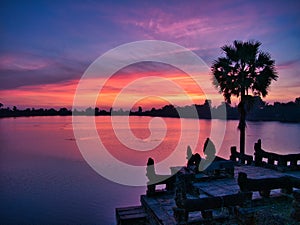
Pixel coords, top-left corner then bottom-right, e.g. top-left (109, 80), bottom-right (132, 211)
top-left (117, 165), bottom-right (300, 225)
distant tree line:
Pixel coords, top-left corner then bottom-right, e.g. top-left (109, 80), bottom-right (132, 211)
top-left (0, 104), bottom-right (72, 117)
top-left (0, 97), bottom-right (299, 122)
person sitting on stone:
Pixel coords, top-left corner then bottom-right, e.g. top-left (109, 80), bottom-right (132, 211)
top-left (203, 138), bottom-right (216, 162)
top-left (186, 145), bottom-right (201, 172)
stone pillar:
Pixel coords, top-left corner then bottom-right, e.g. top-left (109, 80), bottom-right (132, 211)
top-left (230, 146), bottom-right (237, 162)
top-left (146, 184), bottom-right (155, 196)
top-left (236, 208), bottom-right (255, 225)
top-left (201, 210), bottom-right (213, 220)
top-left (278, 158), bottom-right (286, 171)
top-left (173, 207), bottom-right (186, 225)
top-left (237, 192), bottom-right (254, 225)
top-left (173, 173), bottom-right (188, 225)
top-left (291, 190), bottom-right (300, 221)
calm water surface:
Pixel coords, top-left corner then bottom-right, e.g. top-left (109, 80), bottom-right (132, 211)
top-left (0, 116), bottom-right (299, 224)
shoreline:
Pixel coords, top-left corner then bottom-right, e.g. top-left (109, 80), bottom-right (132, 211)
top-left (0, 114), bottom-right (299, 123)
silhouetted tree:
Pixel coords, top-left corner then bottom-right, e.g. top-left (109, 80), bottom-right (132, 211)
top-left (138, 106), bottom-right (142, 114)
top-left (95, 107), bottom-right (99, 115)
top-left (59, 107), bottom-right (70, 116)
top-left (85, 107), bottom-right (94, 115)
top-left (211, 40), bottom-right (278, 154)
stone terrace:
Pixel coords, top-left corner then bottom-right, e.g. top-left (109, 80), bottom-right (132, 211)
top-left (138, 165), bottom-right (300, 225)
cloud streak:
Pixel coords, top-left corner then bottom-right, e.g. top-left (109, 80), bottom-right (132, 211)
top-left (0, 52), bottom-right (88, 90)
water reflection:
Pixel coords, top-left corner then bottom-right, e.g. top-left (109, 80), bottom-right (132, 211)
top-left (0, 116), bottom-right (299, 224)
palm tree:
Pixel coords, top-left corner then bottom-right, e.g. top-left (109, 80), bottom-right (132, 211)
top-left (211, 40), bottom-right (278, 155)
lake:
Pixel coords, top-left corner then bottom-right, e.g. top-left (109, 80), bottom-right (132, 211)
top-left (0, 116), bottom-right (299, 224)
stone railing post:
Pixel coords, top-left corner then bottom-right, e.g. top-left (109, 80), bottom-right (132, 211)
top-left (146, 157), bottom-right (156, 196)
top-left (254, 139), bottom-right (262, 166)
top-left (291, 159), bottom-right (298, 170)
top-left (230, 146), bottom-right (237, 162)
top-left (268, 156), bottom-right (274, 166)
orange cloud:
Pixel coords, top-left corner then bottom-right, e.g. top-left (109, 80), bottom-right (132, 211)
top-left (0, 81), bottom-right (77, 109)
top-left (96, 62), bottom-right (208, 110)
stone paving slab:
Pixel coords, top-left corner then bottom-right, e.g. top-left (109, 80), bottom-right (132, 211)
top-left (235, 165), bottom-right (288, 179)
top-left (193, 165), bottom-right (294, 198)
top-left (141, 194), bottom-right (177, 225)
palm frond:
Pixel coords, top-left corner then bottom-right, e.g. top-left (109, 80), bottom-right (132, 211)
top-left (212, 40), bottom-right (277, 103)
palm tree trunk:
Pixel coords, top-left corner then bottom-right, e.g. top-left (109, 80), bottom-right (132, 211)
top-left (240, 109), bottom-right (246, 155)
top-left (239, 85), bottom-right (246, 155)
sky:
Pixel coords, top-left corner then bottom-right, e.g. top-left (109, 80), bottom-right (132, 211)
top-left (0, 0), bottom-right (299, 110)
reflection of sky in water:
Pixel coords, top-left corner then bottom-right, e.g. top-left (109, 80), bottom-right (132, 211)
top-left (0, 116), bottom-right (299, 224)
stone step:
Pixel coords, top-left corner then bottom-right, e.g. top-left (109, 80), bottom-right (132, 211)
top-left (116, 205), bottom-right (148, 225)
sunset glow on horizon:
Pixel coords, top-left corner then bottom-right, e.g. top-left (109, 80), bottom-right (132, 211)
top-left (96, 61), bottom-right (209, 111)
top-left (0, 1), bottom-right (299, 109)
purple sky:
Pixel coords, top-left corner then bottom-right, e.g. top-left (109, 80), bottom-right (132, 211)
top-left (0, 0), bottom-right (299, 108)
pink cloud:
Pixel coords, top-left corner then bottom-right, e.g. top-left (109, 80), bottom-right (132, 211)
top-left (114, 1), bottom-right (279, 52)
top-left (276, 59), bottom-right (300, 70)
top-left (0, 53), bottom-right (52, 71)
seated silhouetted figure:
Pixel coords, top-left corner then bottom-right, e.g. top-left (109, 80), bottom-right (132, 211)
top-left (186, 145), bottom-right (201, 173)
top-left (146, 157), bottom-right (156, 181)
top-left (201, 138), bottom-right (234, 176)
top-left (203, 138), bottom-right (216, 161)
top-left (186, 145), bottom-right (193, 166)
